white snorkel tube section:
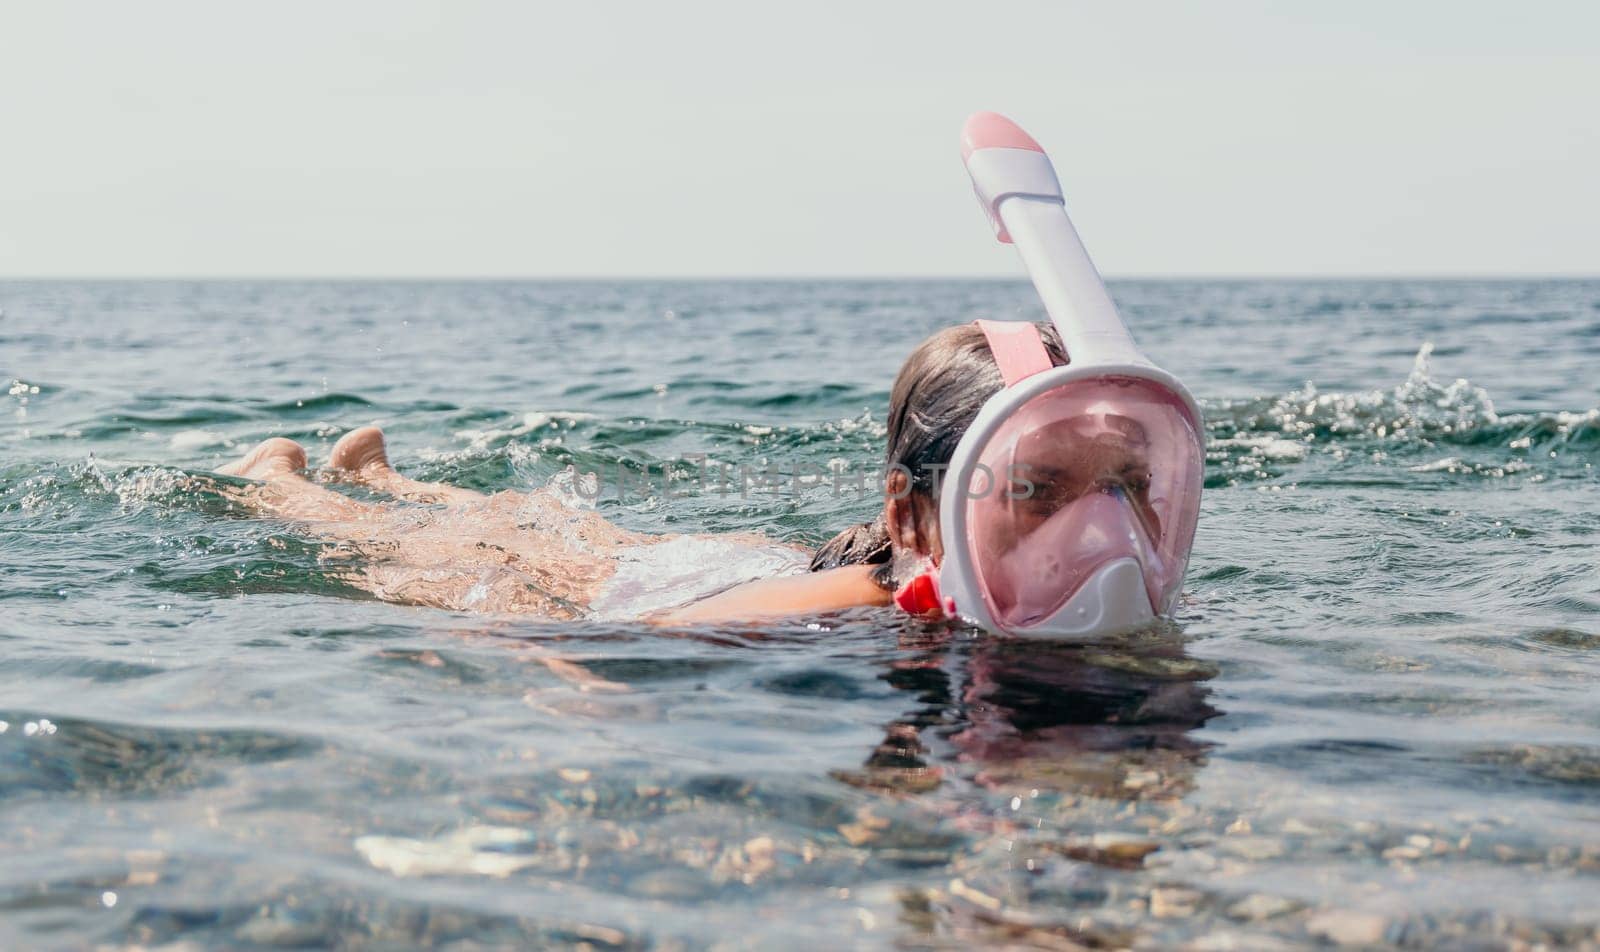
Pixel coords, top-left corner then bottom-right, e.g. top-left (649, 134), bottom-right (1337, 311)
top-left (961, 112), bottom-right (1148, 371)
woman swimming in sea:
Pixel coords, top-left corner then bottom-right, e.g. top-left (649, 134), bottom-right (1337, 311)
top-left (215, 322), bottom-right (1075, 626)
top-left (216, 114), bottom-right (1202, 634)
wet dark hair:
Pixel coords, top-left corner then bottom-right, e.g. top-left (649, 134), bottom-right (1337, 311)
top-left (809, 322), bottom-right (1068, 587)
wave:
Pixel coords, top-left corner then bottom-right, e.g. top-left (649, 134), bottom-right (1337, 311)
top-left (6, 344), bottom-right (1593, 542)
top-left (1204, 344), bottom-right (1598, 486)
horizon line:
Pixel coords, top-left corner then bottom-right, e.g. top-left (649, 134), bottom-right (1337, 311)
top-left (2, 272), bottom-right (1597, 283)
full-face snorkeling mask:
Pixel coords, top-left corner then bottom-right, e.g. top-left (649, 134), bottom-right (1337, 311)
top-left (893, 112), bottom-right (1204, 639)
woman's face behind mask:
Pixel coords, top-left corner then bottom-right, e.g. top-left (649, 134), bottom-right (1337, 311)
top-left (963, 377), bottom-right (1203, 629)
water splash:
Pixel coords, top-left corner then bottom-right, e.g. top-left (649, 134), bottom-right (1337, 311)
top-left (1206, 343), bottom-right (1595, 486)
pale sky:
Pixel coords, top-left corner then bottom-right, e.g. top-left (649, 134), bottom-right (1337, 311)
top-left (2, 1), bottom-right (1595, 277)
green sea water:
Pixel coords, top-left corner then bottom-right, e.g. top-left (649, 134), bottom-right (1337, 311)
top-left (2, 279), bottom-right (1598, 949)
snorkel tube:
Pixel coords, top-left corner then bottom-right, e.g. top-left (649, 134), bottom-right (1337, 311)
top-left (961, 111), bottom-right (1177, 382)
top-left (926, 112), bottom-right (1205, 639)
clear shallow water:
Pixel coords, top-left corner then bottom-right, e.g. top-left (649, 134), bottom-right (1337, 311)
top-left (2, 279), bottom-right (1598, 949)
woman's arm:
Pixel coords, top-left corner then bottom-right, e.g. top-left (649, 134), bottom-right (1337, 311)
top-left (649, 564), bottom-right (892, 625)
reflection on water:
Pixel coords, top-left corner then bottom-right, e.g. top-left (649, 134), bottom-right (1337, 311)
top-left (843, 628), bottom-right (1218, 804)
top-left (829, 627), bottom-right (1228, 948)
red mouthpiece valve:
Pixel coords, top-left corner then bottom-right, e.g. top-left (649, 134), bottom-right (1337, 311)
top-left (894, 568), bottom-right (946, 617)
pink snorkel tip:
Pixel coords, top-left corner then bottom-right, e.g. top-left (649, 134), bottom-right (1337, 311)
top-left (960, 111), bottom-right (1044, 164)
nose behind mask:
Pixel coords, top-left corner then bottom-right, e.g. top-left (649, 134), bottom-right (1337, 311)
top-left (990, 488), bottom-right (1164, 628)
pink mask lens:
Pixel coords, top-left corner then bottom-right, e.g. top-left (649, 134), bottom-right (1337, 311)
top-left (963, 376), bottom-right (1203, 629)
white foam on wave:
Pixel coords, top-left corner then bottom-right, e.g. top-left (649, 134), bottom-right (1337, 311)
top-left (449, 410), bottom-right (599, 454)
top-left (1239, 342), bottom-right (1502, 445)
top-left (1208, 435), bottom-right (1308, 461)
top-left (822, 409), bottom-right (887, 440)
top-left (169, 429), bottom-right (225, 451)
top-left (1410, 457), bottom-right (1465, 473)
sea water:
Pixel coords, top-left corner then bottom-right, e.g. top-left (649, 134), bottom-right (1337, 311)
top-left (2, 279), bottom-right (1597, 948)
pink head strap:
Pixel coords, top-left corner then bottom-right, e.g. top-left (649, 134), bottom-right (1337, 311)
top-left (975, 320), bottom-right (1055, 386)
